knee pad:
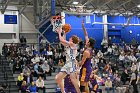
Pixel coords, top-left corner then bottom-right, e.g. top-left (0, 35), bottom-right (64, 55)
top-left (80, 85), bottom-right (85, 92)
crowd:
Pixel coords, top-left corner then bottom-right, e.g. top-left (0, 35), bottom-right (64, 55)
top-left (1, 39), bottom-right (66, 93)
top-left (1, 35), bottom-right (140, 93)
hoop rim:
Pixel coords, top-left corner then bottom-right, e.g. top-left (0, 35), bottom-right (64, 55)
top-left (51, 16), bottom-right (65, 20)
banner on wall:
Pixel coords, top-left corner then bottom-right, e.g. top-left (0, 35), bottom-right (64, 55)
top-left (4, 15), bottom-right (17, 24)
top-left (86, 16), bottom-right (91, 23)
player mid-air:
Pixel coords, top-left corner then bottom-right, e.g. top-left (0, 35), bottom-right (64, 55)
top-left (55, 24), bottom-right (80, 93)
top-left (79, 20), bottom-right (96, 93)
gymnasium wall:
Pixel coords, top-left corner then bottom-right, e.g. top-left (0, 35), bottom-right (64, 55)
top-left (20, 14), bottom-right (38, 44)
top-left (64, 14), bottom-right (140, 48)
top-left (0, 9), bottom-right (18, 53)
top-left (108, 15), bottom-right (140, 43)
top-left (65, 14), bottom-right (104, 49)
top-left (0, 7), bottom-right (38, 53)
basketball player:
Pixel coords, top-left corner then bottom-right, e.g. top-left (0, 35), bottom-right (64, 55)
top-left (79, 20), bottom-right (95, 93)
top-left (64, 74), bottom-right (77, 93)
top-left (55, 27), bottom-right (80, 93)
top-left (89, 69), bottom-right (103, 93)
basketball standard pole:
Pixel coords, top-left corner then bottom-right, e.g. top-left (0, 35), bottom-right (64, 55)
top-left (51, 0), bottom-right (56, 16)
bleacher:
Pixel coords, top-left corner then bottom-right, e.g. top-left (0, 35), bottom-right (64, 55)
top-left (1, 42), bottom-right (140, 93)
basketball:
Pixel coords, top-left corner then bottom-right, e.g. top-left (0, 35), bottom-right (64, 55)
top-left (62, 24), bottom-right (71, 33)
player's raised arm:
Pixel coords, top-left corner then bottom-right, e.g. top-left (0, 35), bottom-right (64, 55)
top-left (56, 28), bottom-right (70, 46)
top-left (82, 19), bottom-right (89, 43)
top-left (80, 50), bottom-right (90, 67)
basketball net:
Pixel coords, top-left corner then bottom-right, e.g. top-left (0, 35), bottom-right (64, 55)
top-left (51, 16), bottom-right (64, 33)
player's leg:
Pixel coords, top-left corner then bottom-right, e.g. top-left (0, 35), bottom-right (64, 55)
top-left (55, 72), bottom-right (67, 93)
top-left (85, 82), bottom-right (90, 93)
top-left (80, 81), bottom-right (88, 93)
top-left (70, 72), bottom-right (81, 93)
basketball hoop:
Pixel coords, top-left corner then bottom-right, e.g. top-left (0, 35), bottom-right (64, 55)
top-left (51, 16), bottom-right (64, 33)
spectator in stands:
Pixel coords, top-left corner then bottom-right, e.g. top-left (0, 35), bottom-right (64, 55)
top-left (0, 86), bottom-right (5, 93)
top-left (114, 72), bottom-right (121, 82)
top-left (20, 36), bottom-right (27, 47)
top-left (104, 63), bottom-right (111, 74)
top-left (13, 60), bottom-right (22, 73)
top-left (36, 76), bottom-right (45, 93)
top-left (58, 59), bottom-right (64, 71)
top-left (40, 38), bottom-right (47, 47)
top-left (20, 81), bottom-right (28, 93)
top-left (23, 73), bottom-right (33, 86)
top-left (137, 58), bottom-right (140, 72)
top-left (113, 47), bottom-right (119, 57)
top-left (98, 58), bottom-right (106, 73)
top-left (129, 70), bottom-right (139, 93)
top-left (40, 38), bottom-right (47, 53)
top-left (131, 62), bottom-right (137, 72)
top-left (130, 53), bottom-right (137, 62)
top-left (114, 73), bottom-right (126, 93)
top-left (2, 44), bottom-right (8, 57)
top-left (54, 52), bottom-right (60, 65)
top-left (97, 50), bottom-right (103, 59)
top-left (41, 48), bottom-right (47, 57)
top-left (29, 81), bottom-right (37, 93)
top-left (34, 54), bottom-right (40, 64)
top-left (138, 45), bottom-right (140, 51)
top-left (136, 51), bottom-right (140, 58)
top-left (105, 77), bottom-right (113, 93)
top-left (108, 37), bottom-right (112, 47)
top-left (42, 61), bottom-right (51, 78)
top-left (101, 37), bottom-right (108, 53)
top-left (91, 58), bottom-right (98, 70)
top-left (33, 49), bottom-right (40, 55)
top-left (12, 35), bottom-right (19, 43)
top-left (58, 59), bottom-right (64, 67)
top-left (17, 73), bottom-right (24, 87)
top-left (10, 51), bottom-right (17, 58)
top-left (119, 52), bottom-right (125, 67)
top-left (108, 70), bottom-right (113, 80)
top-left (48, 58), bottom-right (55, 72)
top-left (112, 43), bottom-right (116, 50)
top-left (94, 56), bottom-right (99, 63)
top-left (60, 52), bottom-right (66, 64)
top-left (37, 63), bottom-right (45, 78)
top-left (47, 47), bottom-right (53, 59)
top-left (111, 63), bottom-right (118, 73)
top-left (22, 65), bottom-right (31, 76)
top-left (121, 69), bottom-right (129, 85)
top-left (34, 62), bottom-right (39, 77)
top-left (105, 46), bottom-right (112, 57)
top-left (40, 55), bottom-right (45, 62)
top-left (124, 53), bottom-right (131, 67)
top-left (31, 56), bottom-right (36, 64)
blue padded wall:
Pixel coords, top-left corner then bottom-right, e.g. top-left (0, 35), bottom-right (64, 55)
top-left (108, 15), bottom-right (140, 43)
top-left (39, 14), bottom-right (140, 47)
top-left (65, 14), bottom-right (104, 49)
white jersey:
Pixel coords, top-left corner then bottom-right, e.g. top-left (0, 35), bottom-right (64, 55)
top-left (64, 45), bottom-right (77, 63)
top-left (61, 45), bottom-right (78, 74)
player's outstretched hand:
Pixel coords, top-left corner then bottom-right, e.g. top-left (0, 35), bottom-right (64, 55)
top-left (56, 28), bottom-right (62, 34)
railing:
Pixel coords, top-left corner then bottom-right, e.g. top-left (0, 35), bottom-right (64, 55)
top-left (0, 55), bottom-right (10, 93)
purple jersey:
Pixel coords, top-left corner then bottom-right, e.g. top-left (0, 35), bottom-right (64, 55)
top-left (64, 75), bottom-right (77, 93)
top-left (90, 75), bottom-right (99, 92)
top-left (80, 49), bottom-right (93, 82)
